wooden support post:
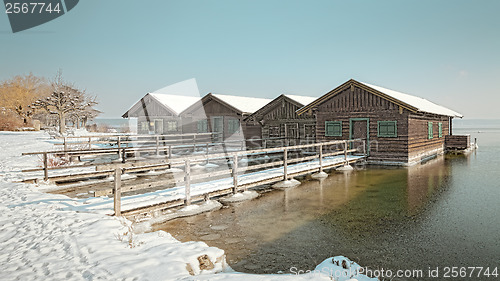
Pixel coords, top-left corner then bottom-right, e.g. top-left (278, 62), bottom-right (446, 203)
top-left (363, 140), bottom-right (366, 156)
top-left (88, 137), bottom-right (92, 149)
top-left (193, 135), bottom-right (196, 152)
top-left (184, 159), bottom-right (191, 206)
top-left (168, 145), bottom-right (172, 159)
top-left (155, 136), bottom-right (160, 156)
top-left (113, 168), bottom-right (122, 216)
top-left (63, 137), bottom-right (67, 151)
top-left (43, 152), bottom-right (48, 181)
top-left (319, 144), bottom-right (323, 173)
top-left (232, 154), bottom-right (239, 193)
top-left (241, 140), bottom-right (244, 151)
top-left (117, 136), bottom-right (121, 149)
top-left (344, 141), bottom-right (348, 163)
top-left (283, 148), bottom-right (288, 181)
top-left (122, 148), bottom-right (126, 163)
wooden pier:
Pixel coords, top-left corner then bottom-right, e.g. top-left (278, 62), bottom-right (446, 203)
top-left (21, 136), bottom-right (367, 218)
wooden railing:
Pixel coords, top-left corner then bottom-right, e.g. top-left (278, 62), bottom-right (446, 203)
top-left (111, 139), bottom-right (367, 216)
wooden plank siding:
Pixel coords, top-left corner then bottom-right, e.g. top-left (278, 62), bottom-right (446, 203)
top-left (180, 95), bottom-right (256, 141)
top-left (407, 114), bottom-right (449, 164)
top-left (124, 94), bottom-right (183, 135)
top-left (309, 82), bottom-right (457, 165)
top-left (245, 95), bottom-right (316, 147)
top-left (313, 85), bottom-right (410, 164)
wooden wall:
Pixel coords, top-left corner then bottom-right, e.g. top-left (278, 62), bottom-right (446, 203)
top-left (313, 84), bottom-right (453, 165)
top-left (180, 97), bottom-right (258, 141)
top-left (314, 85), bottom-right (410, 163)
top-left (126, 95), bottom-right (182, 134)
top-left (407, 114), bottom-right (449, 164)
top-left (247, 96), bottom-right (316, 146)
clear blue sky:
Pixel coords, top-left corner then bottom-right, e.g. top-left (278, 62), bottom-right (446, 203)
top-left (1, 0), bottom-right (499, 118)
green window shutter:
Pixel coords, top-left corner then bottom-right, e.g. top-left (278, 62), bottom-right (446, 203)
top-left (428, 122), bottom-right (433, 139)
top-left (228, 119), bottom-right (240, 134)
top-left (378, 121), bottom-right (397, 137)
top-left (438, 122), bottom-right (443, 138)
top-left (325, 121), bottom-right (342, 137)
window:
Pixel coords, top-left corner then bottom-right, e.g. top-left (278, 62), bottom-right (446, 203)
top-left (438, 122), bottom-right (443, 138)
top-left (428, 122), bottom-right (433, 139)
top-left (140, 121), bottom-right (148, 132)
top-left (269, 126), bottom-right (280, 138)
top-left (228, 119), bottom-right (240, 134)
top-left (325, 121), bottom-right (342, 137)
top-left (378, 121), bottom-right (397, 137)
top-left (197, 119), bottom-right (208, 133)
top-left (166, 121), bottom-right (178, 132)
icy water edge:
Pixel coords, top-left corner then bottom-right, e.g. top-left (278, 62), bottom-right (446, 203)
top-left (154, 124), bottom-right (500, 280)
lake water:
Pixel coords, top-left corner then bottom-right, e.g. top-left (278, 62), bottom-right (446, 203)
top-left (154, 120), bottom-right (500, 280)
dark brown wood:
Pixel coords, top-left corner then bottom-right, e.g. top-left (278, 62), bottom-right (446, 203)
top-left (312, 80), bottom-right (454, 165)
top-left (43, 152), bottom-right (48, 181)
top-left (113, 168), bottom-right (122, 216)
top-left (232, 155), bottom-right (238, 193)
top-left (184, 159), bottom-right (191, 206)
top-left (445, 135), bottom-right (470, 150)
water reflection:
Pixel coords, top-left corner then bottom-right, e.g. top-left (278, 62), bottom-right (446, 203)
top-left (153, 151), bottom-right (497, 279)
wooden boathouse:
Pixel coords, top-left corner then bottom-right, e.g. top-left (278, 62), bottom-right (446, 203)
top-left (297, 79), bottom-right (464, 166)
top-left (122, 79), bottom-right (202, 135)
top-left (179, 93), bottom-right (271, 142)
top-left (245, 94), bottom-right (317, 147)
top-left (122, 93), bottom-right (200, 135)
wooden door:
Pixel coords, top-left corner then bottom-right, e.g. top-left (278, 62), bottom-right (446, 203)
top-left (350, 119), bottom-right (368, 140)
top-left (211, 116), bottom-right (223, 141)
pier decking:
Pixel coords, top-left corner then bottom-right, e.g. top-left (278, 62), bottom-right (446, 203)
top-left (22, 136), bottom-right (367, 218)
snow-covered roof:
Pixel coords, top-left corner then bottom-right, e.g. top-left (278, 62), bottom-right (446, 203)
top-left (360, 81), bottom-right (463, 118)
top-left (211, 94), bottom-right (272, 114)
top-left (284, 94), bottom-right (317, 106)
top-left (148, 93), bottom-right (200, 115)
top-left (296, 79), bottom-right (463, 118)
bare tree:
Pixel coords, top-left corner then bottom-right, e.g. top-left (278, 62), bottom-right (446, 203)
top-left (31, 71), bottom-right (98, 134)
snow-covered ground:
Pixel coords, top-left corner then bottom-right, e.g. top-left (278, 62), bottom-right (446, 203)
top-left (0, 131), bottom-right (376, 281)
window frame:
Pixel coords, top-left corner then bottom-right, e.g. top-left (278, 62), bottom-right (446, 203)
top-left (438, 122), bottom-right (443, 138)
top-left (228, 118), bottom-right (240, 134)
top-left (377, 121), bottom-right (398, 138)
top-left (166, 120), bottom-right (178, 132)
top-left (197, 119), bottom-right (208, 133)
top-left (325, 121), bottom-right (342, 137)
top-left (428, 122), bottom-right (433, 139)
top-left (268, 126), bottom-right (280, 138)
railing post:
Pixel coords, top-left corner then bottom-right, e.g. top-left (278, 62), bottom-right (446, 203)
top-left (43, 152), bottom-right (48, 181)
top-left (283, 148), bottom-right (288, 181)
top-left (168, 145), bottom-right (172, 159)
top-left (63, 137), bottom-right (67, 151)
top-left (113, 168), bottom-right (122, 216)
top-left (319, 144), bottom-right (323, 173)
top-left (117, 136), bottom-right (121, 149)
top-left (232, 154), bottom-right (239, 193)
top-left (193, 135), bottom-right (196, 152)
top-left (156, 136), bottom-right (160, 156)
top-left (88, 137), bottom-right (92, 149)
top-left (363, 140), bottom-right (366, 156)
top-left (344, 140), bottom-right (348, 163)
top-left (240, 140), bottom-right (244, 151)
top-left (184, 159), bottom-right (191, 206)
top-left (121, 148), bottom-right (126, 163)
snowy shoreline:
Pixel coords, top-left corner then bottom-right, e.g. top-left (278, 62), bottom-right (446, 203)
top-left (0, 131), bottom-right (375, 281)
